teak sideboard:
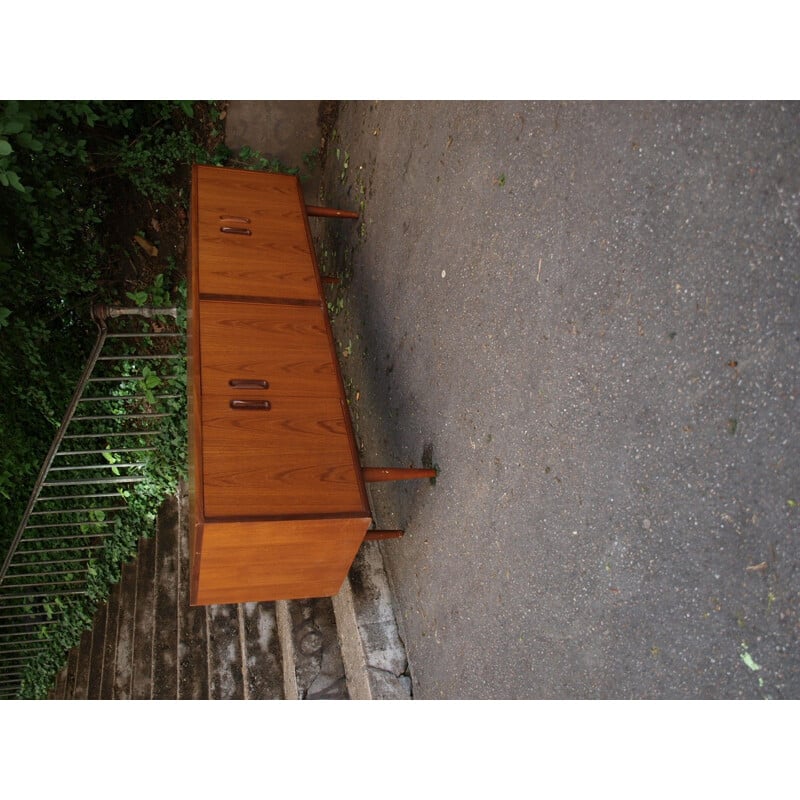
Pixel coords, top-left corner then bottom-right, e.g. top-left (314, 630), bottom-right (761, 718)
top-left (188, 165), bottom-right (432, 606)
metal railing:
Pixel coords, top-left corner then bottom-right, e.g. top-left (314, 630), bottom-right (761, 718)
top-left (0, 304), bottom-right (184, 699)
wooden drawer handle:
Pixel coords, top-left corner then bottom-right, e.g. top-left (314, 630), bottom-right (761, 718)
top-left (228, 379), bottom-right (269, 389)
top-left (229, 399), bottom-right (271, 411)
top-left (219, 215), bottom-right (251, 223)
top-left (220, 226), bottom-right (252, 236)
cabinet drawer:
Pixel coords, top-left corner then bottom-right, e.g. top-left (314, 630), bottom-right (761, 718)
top-left (198, 300), bottom-right (340, 398)
top-left (201, 393), bottom-right (364, 517)
top-left (194, 165), bottom-right (318, 301)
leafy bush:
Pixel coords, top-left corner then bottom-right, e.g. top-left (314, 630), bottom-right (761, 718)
top-left (1, 101), bottom-right (311, 697)
top-left (0, 101), bottom-right (221, 554)
top-left (15, 279), bottom-right (188, 699)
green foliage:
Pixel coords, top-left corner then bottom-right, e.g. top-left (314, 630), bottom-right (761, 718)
top-left (13, 278), bottom-right (189, 699)
top-left (228, 144), bottom-right (300, 176)
top-left (302, 146), bottom-right (320, 171)
top-left (0, 101), bottom-right (218, 559)
top-left (112, 104), bottom-right (228, 202)
top-left (0, 101), bottom-right (225, 697)
top-left (126, 271), bottom-right (172, 308)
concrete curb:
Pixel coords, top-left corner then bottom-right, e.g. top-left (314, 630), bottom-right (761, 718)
top-left (276, 600), bottom-right (299, 700)
top-left (334, 543), bottom-right (412, 700)
top-left (332, 579), bottom-right (372, 700)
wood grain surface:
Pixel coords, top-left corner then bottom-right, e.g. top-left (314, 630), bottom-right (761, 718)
top-left (188, 166), bottom-right (372, 604)
top-left (193, 517), bottom-right (371, 604)
top-left (195, 165), bottom-right (319, 300)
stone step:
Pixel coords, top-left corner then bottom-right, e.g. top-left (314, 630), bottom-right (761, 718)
top-left (131, 535), bottom-right (156, 699)
top-left (48, 486), bottom-right (376, 700)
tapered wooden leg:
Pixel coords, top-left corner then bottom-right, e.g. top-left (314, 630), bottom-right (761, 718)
top-left (362, 467), bottom-right (437, 482)
top-left (364, 530), bottom-right (404, 541)
top-left (306, 205), bottom-right (359, 220)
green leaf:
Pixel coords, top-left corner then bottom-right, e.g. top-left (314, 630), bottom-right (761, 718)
top-left (0, 139), bottom-right (12, 156)
top-left (7, 171), bottom-right (24, 192)
top-left (740, 643), bottom-right (761, 671)
top-left (177, 101), bottom-right (195, 118)
top-left (126, 290), bottom-right (148, 306)
top-left (16, 131), bottom-right (43, 151)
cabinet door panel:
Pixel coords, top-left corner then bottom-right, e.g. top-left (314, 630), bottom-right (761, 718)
top-left (195, 166), bottom-right (318, 301)
top-left (201, 394), bottom-right (363, 517)
top-left (199, 300), bottom-right (340, 398)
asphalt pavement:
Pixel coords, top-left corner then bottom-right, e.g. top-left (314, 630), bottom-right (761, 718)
top-left (318, 101), bottom-right (799, 699)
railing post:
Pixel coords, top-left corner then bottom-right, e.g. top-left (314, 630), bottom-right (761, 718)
top-left (93, 304), bottom-right (178, 322)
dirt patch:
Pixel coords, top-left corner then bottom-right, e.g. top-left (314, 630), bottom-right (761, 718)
top-left (317, 101), bottom-right (340, 170)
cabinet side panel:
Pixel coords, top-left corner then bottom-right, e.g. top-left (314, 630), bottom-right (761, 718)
top-left (194, 517), bottom-right (371, 605)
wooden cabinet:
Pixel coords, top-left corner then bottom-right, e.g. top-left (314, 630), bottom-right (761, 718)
top-left (188, 165), bottom-right (372, 605)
